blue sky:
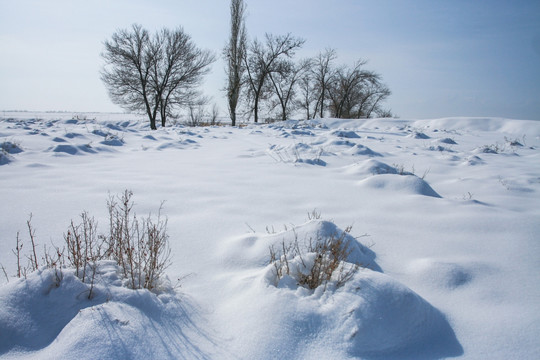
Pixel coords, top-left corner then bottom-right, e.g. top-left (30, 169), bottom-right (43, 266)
top-left (1, 0), bottom-right (539, 120)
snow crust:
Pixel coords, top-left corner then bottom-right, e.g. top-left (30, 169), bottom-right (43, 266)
top-left (1, 113), bottom-right (539, 359)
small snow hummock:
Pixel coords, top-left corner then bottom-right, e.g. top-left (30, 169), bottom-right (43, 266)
top-left (0, 261), bottom-right (213, 359)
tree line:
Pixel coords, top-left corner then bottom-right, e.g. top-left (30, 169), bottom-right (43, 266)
top-left (101, 0), bottom-right (391, 129)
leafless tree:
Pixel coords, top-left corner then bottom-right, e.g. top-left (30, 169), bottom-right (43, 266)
top-left (209, 103), bottom-right (220, 125)
top-left (326, 60), bottom-right (389, 119)
top-left (224, 0), bottom-right (247, 126)
top-left (186, 98), bottom-right (207, 127)
top-left (359, 82), bottom-right (391, 118)
top-left (327, 60), bottom-right (366, 118)
top-left (347, 72), bottom-right (390, 119)
top-left (243, 33), bottom-right (305, 123)
top-left (377, 108), bottom-right (394, 118)
top-left (101, 24), bottom-right (214, 130)
top-left (153, 28), bottom-right (215, 127)
top-left (267, 59), bottom-right (310, 120)
top-left (296, 58), bottom-right (317, 119)
top-left (312, 48), bottom-right (337, 118)
top-left (101, 25), bottom-right (156, 127)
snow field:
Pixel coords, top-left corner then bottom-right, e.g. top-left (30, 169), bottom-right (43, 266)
top-left (1, 113), bottom-right (539, 359)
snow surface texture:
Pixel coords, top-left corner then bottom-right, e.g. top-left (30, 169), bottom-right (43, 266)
top-left (1, 113), bottom-right (539, 359)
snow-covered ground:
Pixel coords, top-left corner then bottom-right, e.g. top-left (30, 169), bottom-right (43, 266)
top-left (1, 112), bottom-right (539, 359)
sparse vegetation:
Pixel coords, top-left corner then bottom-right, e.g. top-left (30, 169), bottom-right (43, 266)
top-left (463, 192), bottom-right (474, 200)
top-left (0, 264), bottom-right (8, 283)
top-left (1, 140), bottom-right (23, 154)
top-left (479, 136), bottom-right (529, 155)
top-left (505, 136), bottom-right (525, 148)
top-left (0, 140), bottom-right (22, 165)
top-left (9, 191), bottom-right (171, 297)
top-left (390, 163), bottom-right (430, 179)
top-left (64, 211), bottom-right (103, 297)
top-left (307, 209), bottom-right (322, 220)
top-left (106, 190), bottom-right (171, 291)
top-left (499, 176), bottom-right (511, 190)
top-left (392, 163), bottom-right (411, 176)
top-left (269, 225), bottom-right (360, 290)
top-left (267, 143), bottom-right (325, 165)
top-left (480, 143), bottom-right (504, 154)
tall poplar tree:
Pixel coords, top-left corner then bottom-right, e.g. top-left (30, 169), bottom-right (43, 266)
top-left (224, 0), bottom-right (247, 126)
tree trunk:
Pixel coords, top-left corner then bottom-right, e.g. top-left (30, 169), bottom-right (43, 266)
top-left (319, 88), bottom-right (325, 118)
top-left (229, 93), bottom-right (238, 126)
top-left (145, 103), bottom-right (157, 130)
top-left (253, 94), bottom-right (259, 123)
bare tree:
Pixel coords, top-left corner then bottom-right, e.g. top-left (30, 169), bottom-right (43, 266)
top-left (101, 25), bottom-right (157, 128)
top-left (268, 59), bottom-right (309, 120)
top-left (295, 50), bottom-right (391, 120)
top-left (327, 60), bottom-right (386, 119)
top-left (377, 108), bottom-right (394, 118)
top-left (243, 33), bottom-right (305, 123)
top-left (224, 0), bottom-right (247, 126)
top-left (296, 58), bottom-right (317, 120)
top-left (363, 83), bottom-right (391, 118)
top-left (312, 48), bottom-right (337, 118)
top-left (327, 61), bottom-right (365, 118)
top-left (101, 24), bottom-right (215, 130)
top-left (153, 28), bottom-right (215, 127)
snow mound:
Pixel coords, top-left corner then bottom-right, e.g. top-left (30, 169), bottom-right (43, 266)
top-left (359, 174), bottom-right (442, 198)
top-left (105, 121), bottom-right (136, 131)
top-left (474, 144), bottom-right (500, 154)
top-left (344, 159), bottom-right (399, 176)
top-left (407, 131), bottom-right (430, 139)
top-left (436, 137), bottom-right (458, 145)
top-left (296, 158), bottom-right (327, 166)
top-left (427, 144), bottom-right (454, 152)
top-left (91, 128), bottom-right (110, 137)
top-left (222, 220), bottom-right (379, 271)
top-left (156, 139), bottom-right (199, 151)
top-left (64, 132), bottom-right (87, 139)
top-left (331, 130), bottom-right (361, 138)
top-left (273, 126), bottom-right (316, 137)
top-left (290, 129), bottom-right (315, 137)
top-left (323, 139), bottom-right (382, 157)
top-left (248, 270), bottom-right (463, 359)
top-left (345, 144), bottom-right (382, 157)
top-left (1, 141), bottom-right (23, 154)
top-left (266, 143), bottom-right (326, 165)
top-left (462, 155), bottom-right (485, 166)
top-left (328, 270), bottom-right (462, 357)
top-left (324, 138), bottom-right (356, 148)
top-left (49, 144), bottom-right (97, 155)
top-left (220, 221), bottom-right (461, 358)
top-left (100, 137), bottom-right (124, 146)
top-left (0, 140), bottom-right (22, 165)
top-left (406, 258), bottom-right (484, 289)
top-left (0, 262), bottom-right (212, 359)
top-left (0, 152), bottom-right (13, 165)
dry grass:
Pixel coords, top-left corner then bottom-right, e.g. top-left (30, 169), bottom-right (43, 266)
top-left (106, 190), bottom-right (170, 291)
top-left (269, 225), bottom-right (360, 290)
top-left (9, 190), bottom-right (171, 296)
